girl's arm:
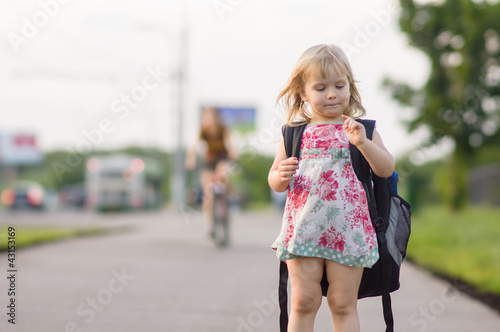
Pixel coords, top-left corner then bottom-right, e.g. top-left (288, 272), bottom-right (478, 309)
top-left (342, 115), bottom-right (395, 178)
top-left (223, 130), bottom-right (238, 161)
top-left (268, 139), bottom-right (299, 192)
top-left (185, 138), bottom-right (200, 170)
top-left (357, 129), bottom-right (395, 178)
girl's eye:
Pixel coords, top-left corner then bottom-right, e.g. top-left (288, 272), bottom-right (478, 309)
top-left (336, 85), bottom-right (345, 89)
top-left (315, 87), bottom-right (325, 91)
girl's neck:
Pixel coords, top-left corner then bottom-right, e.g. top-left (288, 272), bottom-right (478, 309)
top-left (308, 121), bottom-right (344, 125)
top-left (309, 116), bottom-right (344, 124)
top-left (309, 115), bottom-right (344, 124)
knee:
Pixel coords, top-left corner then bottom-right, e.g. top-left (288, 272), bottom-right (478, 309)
top-left (327, 295), bottom-right (357, 317)
top-left (291, 293), bottom-right (321, 315)
top-left (202, 182), bottom-right (214, 197)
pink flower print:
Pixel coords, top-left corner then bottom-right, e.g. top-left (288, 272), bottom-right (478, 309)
top-left (334, 234), bottom-right (346, 252)
top-left (313, 126), bottom-right (332, 139)
top-left (291, 175), bottom-right (306, 195)
top-left (315, 174), bottom-right (339, 202)
top-left (318, 227), bottom-right (346, 253)
top-left (359, 192), bottom-right (368, 207)
top-left (315, 139), bottom-right (331, 150)
top-left (290, 191), bottom-right (308, 211)
top-left (322, 189), bottom-right (337, 202)
top-left (301, 131), bottom-right (315, 150)
top-left (325, 180), bottom-right (339, 201)
top-left (334, 127), bottom-right (349, 147)
top-left (362, 214), bottom-right (374, 235)
top-left (353, 208), bottom-right (376, 249)
top-left (349, 180), bottom-right (369, 208)
top-left (321, 170), bottom-right (335, 183)
top-left (318, 229), bottom-right (335, 248)
top-left (365, 230), bottom-right (375, 249)
top-left (343, 186), bottom-right (360, 206)
top-left (341, 163), bottom-right (355, 180)
top-left (284, 216), bottom-right (295, 246)
top-left (290, 175), bottom-right (310, 210)
top-left (348, 209), bottom-right (364, 230)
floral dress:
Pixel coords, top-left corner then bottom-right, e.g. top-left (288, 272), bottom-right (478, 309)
top-left (272, 123), bottom-right (379, 268)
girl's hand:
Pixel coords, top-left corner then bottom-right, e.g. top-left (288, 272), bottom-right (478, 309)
top-left (185, 156), bottom-right (196, 170)
top-left (342, 115), bottom-right (367, 147)
top-left (278, 157), bottom-right (299, 183)
top-left (228, 150), bottom-right (239, 162)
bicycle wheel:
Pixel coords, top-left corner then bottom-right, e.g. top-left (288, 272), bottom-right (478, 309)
top-left (212, 190), bottom-right (229, 247)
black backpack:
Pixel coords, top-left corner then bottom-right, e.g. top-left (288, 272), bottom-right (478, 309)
top-left (279, 119), bottom-right (411, 332)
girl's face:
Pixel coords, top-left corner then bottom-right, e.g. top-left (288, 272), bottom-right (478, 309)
top-left (300, 64), bottom-right (351, 123)
top-left (202, 108), bottom-right (219, 127)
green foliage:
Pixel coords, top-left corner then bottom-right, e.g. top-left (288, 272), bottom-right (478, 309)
top-left (397, 157), bottom-right (444, 211)
top-left (1, 151), bottom-right (89, 193)
top-left (44, 150), bottom-right (89, 188)
top-left (472, 143), bottom-right (500, 167)
top-left (387, 0), bottom-right (500, 210)
top-left (236, 152), bottom-right (274, 204)
top-left (408, 206), bottom-right (500, 294)
top-left (7, 147), bottom-right (172, 203)
top-left (0, 227), bottom-right (105, 251)
top-left (7, 146), bottom-right (276, 207)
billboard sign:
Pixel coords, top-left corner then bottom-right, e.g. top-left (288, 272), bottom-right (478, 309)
top-left (0, 132), bottom-right (43, 166)
top-left (203, 106), bottom-right (256, 133)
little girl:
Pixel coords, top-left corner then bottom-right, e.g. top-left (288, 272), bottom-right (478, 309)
top-left (268, 44), bottom-right (394, 332)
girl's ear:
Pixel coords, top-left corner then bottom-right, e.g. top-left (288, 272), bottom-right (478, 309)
top-left (298, 85), bottom-right (308, 102)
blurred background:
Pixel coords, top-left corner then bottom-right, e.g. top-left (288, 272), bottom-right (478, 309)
top-left (0, 0), bottom-right (432, 212)
top-left (1, 0), bottom-right (500, 318)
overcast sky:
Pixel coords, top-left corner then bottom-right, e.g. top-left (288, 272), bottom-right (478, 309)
top-left (0, 0), bottom-right (434, 158)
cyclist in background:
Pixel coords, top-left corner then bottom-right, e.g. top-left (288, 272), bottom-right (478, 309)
top-left (185, 107), bottom-right (237, 236)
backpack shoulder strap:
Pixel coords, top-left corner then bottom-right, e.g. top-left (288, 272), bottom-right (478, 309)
top-left (349, 119), bottom-right (375, 183)
top-left (282, 123), bottom-right (307, 158)
top-left (350, 120), bottom-right (380, 223)
top-left (279, 123), bottom-right (306, 332)
top-left (279, 261), bottom-right (288, 332)
top-left (349, 120), bottom-right (396, 332)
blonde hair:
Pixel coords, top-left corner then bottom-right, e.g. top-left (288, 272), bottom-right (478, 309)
top-left (277, 44), bottom-right (366, 125)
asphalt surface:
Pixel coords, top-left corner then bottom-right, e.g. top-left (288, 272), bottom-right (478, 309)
top-left (1, 208), bottom-right (500, 331)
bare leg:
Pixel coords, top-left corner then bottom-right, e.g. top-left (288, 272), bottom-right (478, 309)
top-left (325, 260), bottom-right (363, 332)
top-left (214, 160), bottom-right (231, 191)
top-left (286, 257), bottom-right (324, 332)
top-left (200, 170), bottom-right (215, 229)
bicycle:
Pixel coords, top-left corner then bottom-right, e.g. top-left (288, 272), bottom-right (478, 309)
top-left (209, 179), bottom-right (230, 248)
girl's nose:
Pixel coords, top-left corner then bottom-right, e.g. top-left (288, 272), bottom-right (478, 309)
top-left (327, 87), bottom-right (336, 99)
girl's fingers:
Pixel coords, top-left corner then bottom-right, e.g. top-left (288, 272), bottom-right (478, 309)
top-left (343, 118), bottom-right (362, 133)
top-left (280, 158), bottom-right (298, 169)
top-left (278, 157), bottom-right (298, 182)
top-left (280, 166), bottom-right (297, 181)
top-left (281, 167), bottom-right (297, 177)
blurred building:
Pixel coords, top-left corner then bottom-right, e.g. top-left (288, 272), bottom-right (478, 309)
top-left (0, 132), bottom-right (46, 210)
top-left (85, 154), bottom-right (163, 212)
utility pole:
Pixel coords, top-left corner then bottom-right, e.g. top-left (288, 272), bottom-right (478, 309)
top-left (172, 1), bottom-right (188, 210)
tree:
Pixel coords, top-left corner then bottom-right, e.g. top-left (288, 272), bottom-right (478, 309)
top-left (385, 0), bottom-right (500, 210)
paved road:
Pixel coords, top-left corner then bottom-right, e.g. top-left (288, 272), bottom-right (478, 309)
top-left (1, 209), bottom-right (500, 331)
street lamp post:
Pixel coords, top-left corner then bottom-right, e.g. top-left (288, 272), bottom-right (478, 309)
top-left (172, 1), bottom-right (188, 211)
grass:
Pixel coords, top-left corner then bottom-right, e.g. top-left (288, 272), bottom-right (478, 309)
top-left (0, 226), bottom-right (106, 251)
top-left (244, 201), bottom-right (274, 211)
top-left (407, 206), bottom-right (500, 294)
